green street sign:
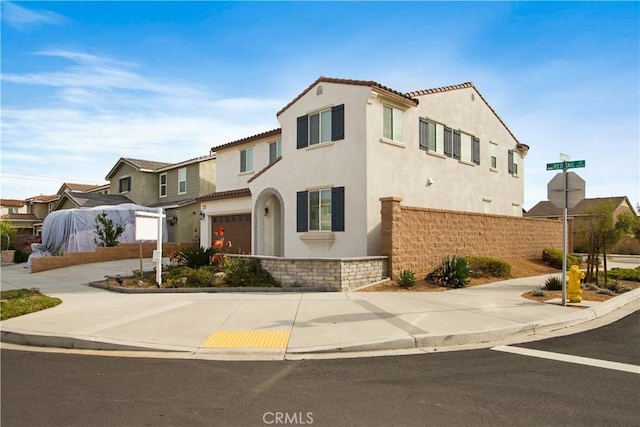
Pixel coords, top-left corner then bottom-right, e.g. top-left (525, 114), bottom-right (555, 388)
top-left (546, 160), bottom-right (585, 171)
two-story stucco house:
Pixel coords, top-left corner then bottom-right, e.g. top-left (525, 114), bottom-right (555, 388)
top-left (198, 77), bottom-right (528, 258)
top-left (105, 155), bottom-right (216, 242)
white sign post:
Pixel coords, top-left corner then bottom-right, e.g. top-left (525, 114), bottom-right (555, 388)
top-left (547, 159), bottom-right (586, 306)
top-left (135, 208), bottom-right (165, 286)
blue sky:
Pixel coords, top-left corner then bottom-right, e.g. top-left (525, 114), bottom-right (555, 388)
top-left (1, 1), bottom-right (638, 210)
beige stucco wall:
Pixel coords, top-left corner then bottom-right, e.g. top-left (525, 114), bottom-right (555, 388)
top-left (108, 164), bottom-right (158, 206)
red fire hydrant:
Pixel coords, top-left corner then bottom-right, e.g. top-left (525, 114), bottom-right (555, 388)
top-left (567, 265), bottom-right (585, 303)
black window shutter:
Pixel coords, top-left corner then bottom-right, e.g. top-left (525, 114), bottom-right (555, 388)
top-left (444, 127), bottom-right (453, 157)
top-left (296, 191), bottom-right (308, 232)
top-left (297, 115), bottom-right (308, 149)
top-left (508, 150), bottom-right (514, 174)
top-left (331, 186), bottom-right (345, 232)
top-left (453, 130), bottom-right (461, 159)
top-left (119, 179), bottom-right (123, 193)
top-left (331, 104), bottom-right (344, 141)
top-left (419, 118), bottom-right (428, 151)
top-left (472, 137), bottom-right (480, 165)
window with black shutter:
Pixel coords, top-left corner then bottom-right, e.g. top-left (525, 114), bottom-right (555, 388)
top-left (472, 137), bottom-right (481, 165)
top-left (297, 104), bottom-right (344, 149)
top-left (419, 118), bottom-right (428, 151)
top-left (453, 130), bottom-right (461, 159)
top-left (444, 127), bottom-right (453, 157)
top-left (296, 191), bottom-right (308, 232)
top-left (331, 187), bottom-right (345, 231)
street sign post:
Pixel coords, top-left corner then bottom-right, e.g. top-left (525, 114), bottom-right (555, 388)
top-left (545, 159), bottom-right (586, 306)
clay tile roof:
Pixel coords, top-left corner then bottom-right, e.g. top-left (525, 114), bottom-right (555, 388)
top-left (0, 213), bottom-right (39, 221)
top-left (276, 76), bottom-right (419, 117)
top-left (524, 196), bottom-right (633, 218)
top-left (64, 183), bottom-right (103, 192)
top-left (27, 194), bottom-right (59, 203)
top-left (211, 128), bottom-right (281, 153)
top-left (408, 82), bottom-right (528, 149)
top-left (122, 158), bottom-right (173, 171)
top-left (0, 199), bottom-right (25, 208)
top-left (197, 188), bottom-right (251, 202)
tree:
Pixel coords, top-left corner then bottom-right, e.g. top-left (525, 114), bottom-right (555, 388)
top-left (94, 212), bottom-right (126, 247)
top-left (579, 201), bottom-right (632, 284)
top-left (0, 220), bottom-right (17, 250)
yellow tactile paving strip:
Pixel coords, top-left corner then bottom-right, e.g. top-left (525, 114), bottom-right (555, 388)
top-left (200, 330), bottom-right (291, 349)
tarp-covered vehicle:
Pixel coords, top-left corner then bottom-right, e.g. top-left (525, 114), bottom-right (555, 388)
top-left (28, 204), bottom-right (166, 268)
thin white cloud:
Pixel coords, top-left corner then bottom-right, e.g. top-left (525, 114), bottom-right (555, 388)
top-left (0, 50), bottom-right (285, 199)
top-left (1, 1), bottom-right (66, 30)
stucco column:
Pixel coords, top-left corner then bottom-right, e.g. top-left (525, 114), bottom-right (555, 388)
top-left (380, 197), bottom-right (403, 279)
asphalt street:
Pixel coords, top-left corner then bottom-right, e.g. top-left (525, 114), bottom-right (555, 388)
top-left (2, 312), bottom-right (638, 427)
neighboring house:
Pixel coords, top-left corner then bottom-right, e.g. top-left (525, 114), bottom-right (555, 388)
top-left (525, 196), bottom-right (639, 253)
top-left (0, 199), bottom-right (39, 238)
top-left (105, 155), bottom-right (217, 242)
top-left (24, 194), bottom-right (60, 237)
top-left (198, 76), bottom-right (528, 258)
top-left (0, 199), bottom-right (27, 216)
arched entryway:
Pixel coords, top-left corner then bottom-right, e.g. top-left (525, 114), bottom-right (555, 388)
top-left (254, 188), bottom-right (284, 256)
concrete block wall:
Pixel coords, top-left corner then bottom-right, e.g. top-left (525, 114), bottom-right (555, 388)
top-left (380, 197), bottom-right (569, 279)
top-left (238, 255), bottom-right (388, 291)
top-left (31, 242), bottom-right (198, 273)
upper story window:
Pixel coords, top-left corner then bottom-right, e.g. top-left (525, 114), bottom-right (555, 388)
top-left (508, 150), bottom-right (519, 176)
top-left (8, 208), bottom-right (18, 214)
top-left (490, 143), bottom-right (498, 169)
top-left (178, 168), bottom-right (187, 194)
top-left (269, 140), bottom-right (282, 163)
top-left (240, 148), bottom-right (253, 173)
top-left (418, 117), bottom-right (444, 154)
top-left (296, 187), bottom-right (345, 233)
top-left (383, 105), bottom-right (403, 142)
top-left (297, 104), bottom-right (344, 149)
top-left (159, 173), bottom-right (167, 197)
top-left (119, 176), bottom-right (131, 193)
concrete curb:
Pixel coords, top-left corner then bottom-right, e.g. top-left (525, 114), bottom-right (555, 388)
top-left (0, 328), bottom-right (195, 353)
top-left (88, 281), bottom-right (334, 293)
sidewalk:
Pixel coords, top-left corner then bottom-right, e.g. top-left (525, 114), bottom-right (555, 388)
top-left (1, 259), bottom-right (639, 360)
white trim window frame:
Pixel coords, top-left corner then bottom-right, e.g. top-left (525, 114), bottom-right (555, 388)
top-left (269, 140), bottom-right (282, 163)
top-left (178, 167), bottom-right (187, 194)
top-left (240, 147), bottom-right (253, 173)
top-left (309, 188), bottom-right (332, 232)
top-left (309, 109), bottom-right (332, 145)
top-left (159, 173), bottom-right (167, 198)
top-left (490, 142), bottom-right (498, 170)
top-left (383, 105), bottom-right (404, 142)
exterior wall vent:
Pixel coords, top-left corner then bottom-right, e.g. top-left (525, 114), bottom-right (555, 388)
top-left (317, 85), bottom-right (323, 95)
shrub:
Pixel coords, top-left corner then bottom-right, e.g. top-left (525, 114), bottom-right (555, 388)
top-left (179, 247), bottom-right (216, 269)
top-left (224, 258), bottom-right (280, 287)
top-left (13, 248), bottom-right (29, 263)
top-left (94, 212), bottom-right (126, 247)
top-left (608, 267), bottom-right (640, 282)
top-left (542, 248), bottom-right (580, 270)
top-left (397, 270), bottom-right (416, 288)
top-left (531, 287), bottom-right (548, 297)
top-left (184, 267), bottom-right (217, 287)
top-left (426, 255), bottom-right (471, 288)
top-left (464, 256), bottom-right (511, 278)
top-left (544, 276), bottom-right (564, 291)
